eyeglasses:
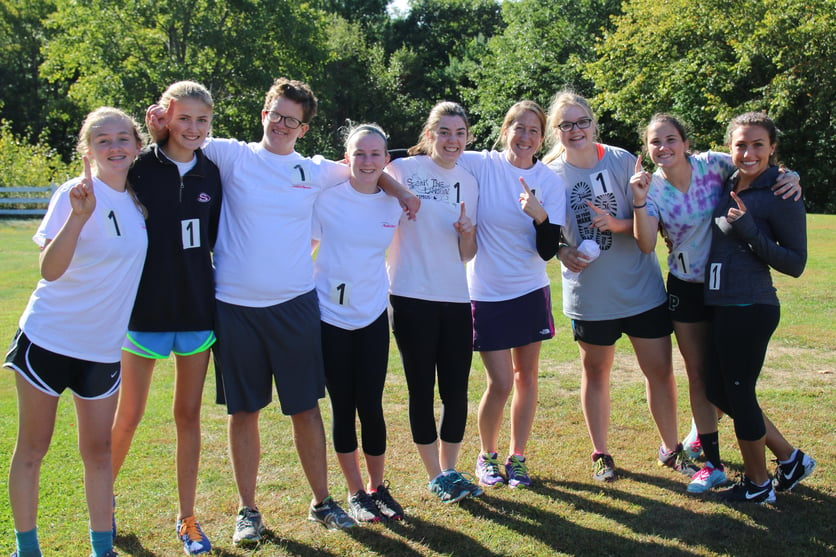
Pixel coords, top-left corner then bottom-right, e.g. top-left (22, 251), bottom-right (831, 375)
top-left (264, 111), bottom-right (304, 129)
top-left (556, 118), bottom-right (593, 132)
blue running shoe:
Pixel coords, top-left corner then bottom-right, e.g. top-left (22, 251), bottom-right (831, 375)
top-left (687, 463), bottom-right (728, 493)
top-left (449, 471), bottom-right (483, 497)
top-left (429, 473), bottom-right (470, 503)
top-left (475, 452), bottom-right (505, 487)
top-left (177, 516), bottom-right (212, 555)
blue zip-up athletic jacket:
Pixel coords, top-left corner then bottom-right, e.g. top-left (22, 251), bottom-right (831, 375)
top-left (704, 165), bottom-right (806, 307)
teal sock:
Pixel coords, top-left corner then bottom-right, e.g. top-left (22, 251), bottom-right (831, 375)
top-left (90, 529), bottom-right (113, 557)
top-left (15, 527), bottom-right (42, 557)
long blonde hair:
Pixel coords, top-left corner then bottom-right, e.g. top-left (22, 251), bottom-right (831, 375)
top-left (542, 91), bottom-right (597, 165)
top-left (77, 107), bottom-right (148, 219)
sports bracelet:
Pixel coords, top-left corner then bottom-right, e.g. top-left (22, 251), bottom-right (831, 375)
top-left (633, 202), bottom-right (647, 209)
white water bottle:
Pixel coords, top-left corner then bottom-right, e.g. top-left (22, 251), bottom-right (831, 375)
top-left (562, 239), bottom-right (600, 281)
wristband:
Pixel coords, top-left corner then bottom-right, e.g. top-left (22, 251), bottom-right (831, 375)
top-left (633, 202), bottom-right (647, 209)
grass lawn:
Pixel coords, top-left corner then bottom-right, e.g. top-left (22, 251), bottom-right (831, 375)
top-left (0, 215), bottom-right (833, 557)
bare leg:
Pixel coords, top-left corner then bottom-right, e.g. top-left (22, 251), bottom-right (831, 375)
top-left (336, 450), bottom-right (365, 495)
top-left (631, 335), bottom-right (678, 451)
top-left (290, 405), bottom-right (330, 505)
top-left (477, 349), bottom-right (514, 455)
top-left (9, 374), bottom-right (59, 532)
top-left (416, 441), bottom-right (443, 480)
top-left (111, 352), bottom-right (155, 478)
top-left (673, 321), bottom-right (718, 435)
top-left (509, 342), bottom-right (541, 456)
top-left (172, 350), bottom-right (210, 519)
top-left (75, 391), bottom-right (119, 532)
top-left (364, 453), bottom-right (385, 491)
top-left (763, 413), bottom-right (794, 461)
top-left (739, 436), bottom-right (769, 484)
top-left (439, 441), bottom-right (463, 472)
top-left (228, 410), bottom-right (260, 509)
top-left (578, 341), bottom-right (614, 454)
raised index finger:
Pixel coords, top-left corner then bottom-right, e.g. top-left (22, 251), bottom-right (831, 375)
top-left (519, 177), bottom-right (532, 194)
top-left (730, 190), bottom-right (747, 211)
top-left (585, 199), bottom-right (605, 214)
top-left (634, 155), bottom-right (643, 174)
top-left (82, 155), bottom-right (92, 182)
top-left (459, 202), bottom-right (466, 219)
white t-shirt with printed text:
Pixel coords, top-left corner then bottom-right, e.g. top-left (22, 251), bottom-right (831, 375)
top-left (386, 155), bottom-right (478, 303)
top-left (548, 144), bottom-right (666, 320)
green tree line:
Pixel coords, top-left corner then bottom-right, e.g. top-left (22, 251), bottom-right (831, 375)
top-left (1, 0), bottom-right (833, 211)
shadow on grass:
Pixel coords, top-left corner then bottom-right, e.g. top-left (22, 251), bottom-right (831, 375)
top-left (459, 485), bottom-right (696, 556)
top-left (525, 472), bottom-right (834, 556)
top-left (114, 533), bottom-right (157, 556)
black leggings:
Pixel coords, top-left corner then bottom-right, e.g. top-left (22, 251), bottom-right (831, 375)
top-left (704, 304), bottom-right (779, 441)
top-left (390, 295), bottom-right (472, 445)
top-left (321, 312), bottom-right (389, 455)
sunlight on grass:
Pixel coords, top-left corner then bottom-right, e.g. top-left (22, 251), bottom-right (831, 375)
top-left (0, 216), bottom-right (832, 556)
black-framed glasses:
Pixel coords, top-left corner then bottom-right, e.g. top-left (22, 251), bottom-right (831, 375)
top-left (265, 111), bottom-right (304, 129)
top-left (556, 118), bottom-right (593, 132)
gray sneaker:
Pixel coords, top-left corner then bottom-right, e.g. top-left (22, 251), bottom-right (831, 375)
top-left (308, 496), bottom-right (357, 530)
top-left (232, 506), bottom-right (265, 547)
top-left (347, 490), bottom-right (382, 523)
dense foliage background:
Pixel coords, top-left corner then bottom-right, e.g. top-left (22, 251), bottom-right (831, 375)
top-left (1, 0), bottom-right (833, 211)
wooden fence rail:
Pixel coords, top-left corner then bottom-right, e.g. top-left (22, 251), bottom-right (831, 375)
top-left (0, 186), bottom-right (57, 216)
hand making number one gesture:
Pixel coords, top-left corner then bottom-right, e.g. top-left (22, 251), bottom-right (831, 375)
top-left (69, 155), bottom-right (96, 220)
top-left (727, 190), bottom-right (747, 223)
top-left (519, 177), bottom-right (547, 224)
top-left (629, 155), bottom-right (651, 205)
top-left (453, 201), bottom-right (474, 236)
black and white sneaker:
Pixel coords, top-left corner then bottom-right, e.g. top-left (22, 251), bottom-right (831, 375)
top-left (718, 475), bottom-right (776, 504)
top-left (773, 450), bottom-right (816, 492)
top-left (370, 481), bottom-right (404, 520)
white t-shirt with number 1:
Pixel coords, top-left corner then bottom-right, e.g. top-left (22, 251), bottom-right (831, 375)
top-left (20, 177), bottom-right (148, 362)
top-left (312, 181), bottom-right (403, 330)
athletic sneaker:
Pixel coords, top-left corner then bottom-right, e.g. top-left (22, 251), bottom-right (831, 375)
top-left (475, 452), bottom-right (505, 487)
top-left (682, 423), bottom-right (703, 460)
top-left (658, 444), bottom-right (700, 477)
top-left (370, 482), bottom-right (405, 520)
top-left (592, 453), bottom-right (616, 482)
top-left (505, 455), bottom-right (531, 488)
top-left (718, 475), bottom-right (776, 504)
top-left (687, 463), bottom-right (728, 494)
top-left (429, 473), bottom-right (470, 503)
top-left (773, 450), bottom-right (816, 492)
top-left (232, 507), bottom-right (265, 547)
top-left (347, 490), bottom-right (382, 523)
top-left (449, 471), bottom-right (483, 497)
top-left (308, 496), bottom-right (357, 530)
top-left (89, 551), bottom-right (118, 557)
top-left (176, 516), bottom-right (212, 555)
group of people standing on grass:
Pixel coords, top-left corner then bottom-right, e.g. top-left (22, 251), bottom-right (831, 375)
top-left (3, 75), bottom-right (817, 557)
